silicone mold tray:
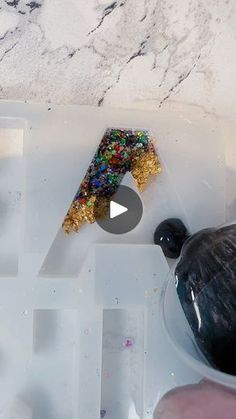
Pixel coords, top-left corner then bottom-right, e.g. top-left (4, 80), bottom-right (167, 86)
top-left (0, 102), bottom-right (225, 419)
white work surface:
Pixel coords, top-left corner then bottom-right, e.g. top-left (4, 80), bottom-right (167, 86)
top-left (0, 102), bottom-right (226, 418)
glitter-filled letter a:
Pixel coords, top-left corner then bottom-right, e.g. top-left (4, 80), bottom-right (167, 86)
top-left (63, 129), bottom-right (161, 233)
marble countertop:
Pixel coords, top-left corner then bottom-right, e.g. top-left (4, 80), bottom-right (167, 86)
top-left (0, 0), bottom-right (235, 119)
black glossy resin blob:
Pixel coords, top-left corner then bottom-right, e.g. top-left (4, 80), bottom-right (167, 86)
top-left (175, 224), bottom-right (236, 375)
top-left (154, 218), bottom-right (189, 259)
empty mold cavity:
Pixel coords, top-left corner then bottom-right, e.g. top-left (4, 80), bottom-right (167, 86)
top-left (0, 128), bottom-right (24, 275)
top-left (39, 229), bottom-right (86, 277)
top-left (0, 309), bottom-right (77, 419)
top-left (74, 306), bottom-right (103, 418)
top-left (101, 309), bottom-right (144, 419)
top-left (29, 310), bottom-right (76, 419)
top-left (0, 309), bottom-right (34, 406)
top-left (33, 309), bottom-right (76, 353)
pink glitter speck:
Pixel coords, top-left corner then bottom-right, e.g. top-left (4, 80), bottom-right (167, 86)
top-left (124, 338), bottom-right (134, 348)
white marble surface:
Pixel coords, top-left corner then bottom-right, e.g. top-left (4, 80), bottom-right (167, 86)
top-left (0, 0), bottom-right (235, 119)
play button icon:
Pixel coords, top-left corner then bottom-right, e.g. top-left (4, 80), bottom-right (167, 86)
top-left (95, 185), bottom-right (143, 234)
top-left (110, 201), bottom-right (128, 219)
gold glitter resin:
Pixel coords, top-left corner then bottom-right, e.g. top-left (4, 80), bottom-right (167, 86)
top-left (131, 150), bottom-right (161, 192)
top-left (63, 195), bottom-right (110, 234)
top-left (63, 196), bottom-right (96, 234)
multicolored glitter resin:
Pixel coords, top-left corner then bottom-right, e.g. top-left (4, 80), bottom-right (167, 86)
top-left (63, 128), bottom-right (161, 233)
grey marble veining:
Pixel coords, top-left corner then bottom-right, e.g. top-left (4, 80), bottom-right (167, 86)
top-left (0, 0), bottom-right (235, 118)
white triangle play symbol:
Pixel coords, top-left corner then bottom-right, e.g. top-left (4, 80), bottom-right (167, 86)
top-left (110, 200), bottom-right (128, 219)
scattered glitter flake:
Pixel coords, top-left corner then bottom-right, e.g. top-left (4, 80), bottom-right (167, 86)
top-left (100, 409), bottom-right (106, 418)
top-left (123, 338), bottom-right (134, 348)
top-left (145, 289), bottom-right (154, 298)
top-left (87, 200), bottom-right (92, 207)
top-left (145, 288), bottom-right (158, 298)
top-left (63, 128), bottom-right (161, 233)
top-left (146, 408), bottom-right (152, 417)
top-left (102, 369), bottom-right (112, 380)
